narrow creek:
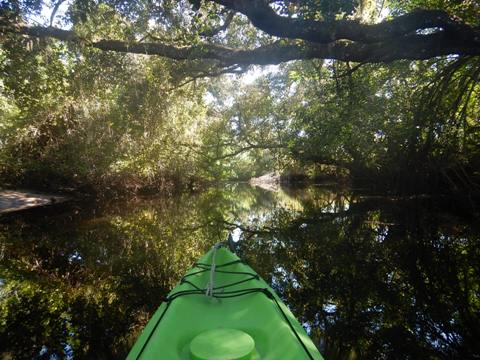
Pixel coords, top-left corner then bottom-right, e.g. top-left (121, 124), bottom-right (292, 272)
top-left (1, 184), bottom-right (478, 359)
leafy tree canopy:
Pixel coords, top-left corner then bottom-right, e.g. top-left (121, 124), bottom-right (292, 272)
top-left (1, 0), bottom-right (479, 70)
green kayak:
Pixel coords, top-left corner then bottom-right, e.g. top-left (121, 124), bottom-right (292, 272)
top-left (127, 244), bottom-right (324, 360)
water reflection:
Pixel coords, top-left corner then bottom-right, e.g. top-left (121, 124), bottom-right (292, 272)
top-left (0, 185), bottom-right (478, 359)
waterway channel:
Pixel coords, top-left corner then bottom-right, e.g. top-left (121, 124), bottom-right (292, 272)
top-left (0, 184), bottom-right (478, 359)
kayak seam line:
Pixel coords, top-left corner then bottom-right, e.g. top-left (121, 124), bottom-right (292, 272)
top-left (182, 276), bottom-right (259, 292)
top-left (182, 268), bottom-right (256, 279)
top-left (134, 301), bottom-right (171, 360)
top-left (266, 289), bottom-right (316, 360)
top-left (194, 260), bottom-right (243, 269)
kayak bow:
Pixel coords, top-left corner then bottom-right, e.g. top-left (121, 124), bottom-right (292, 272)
top-left (127, 244), bottom-right (324, 359)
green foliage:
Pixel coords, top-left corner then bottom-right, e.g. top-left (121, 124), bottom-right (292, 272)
top-left (216, 56), bottom-right (480, 193)
top-left (1, 0), bottom-right (479, 196)
top-left (274, 0), bottom-right (360, 20)
top-left (390, 0), bottom-right (480, 24)
top-left (0, 26), bottom-right (213, 192)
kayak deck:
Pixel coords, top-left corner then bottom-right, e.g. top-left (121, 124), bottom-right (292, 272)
top-left (127, 246), bottom-right (323, 359)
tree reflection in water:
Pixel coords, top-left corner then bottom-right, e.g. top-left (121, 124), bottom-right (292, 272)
top-left (0, 185), bottom-right (479, 359)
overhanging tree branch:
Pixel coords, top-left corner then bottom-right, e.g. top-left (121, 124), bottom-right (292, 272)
top-left (2, 17), bottom-right (479, 65)
top-left (207, 0), bottom-right (478, 44)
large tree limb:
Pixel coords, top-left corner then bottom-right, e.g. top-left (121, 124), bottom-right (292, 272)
top-left (208, 0), bottom-right (478, 45)
top-left (2, 21), bottom-right (480, 65)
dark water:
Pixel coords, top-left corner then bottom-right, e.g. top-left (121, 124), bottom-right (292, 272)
top-left (0, 184), bottom-right (479, 359)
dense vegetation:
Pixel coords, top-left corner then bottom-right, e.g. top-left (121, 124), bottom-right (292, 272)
top-left (1, 0), bottom-right (479, 197)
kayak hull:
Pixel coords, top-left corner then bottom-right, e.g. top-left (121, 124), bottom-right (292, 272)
top-left (127, 246), bottom-right (323, 360)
